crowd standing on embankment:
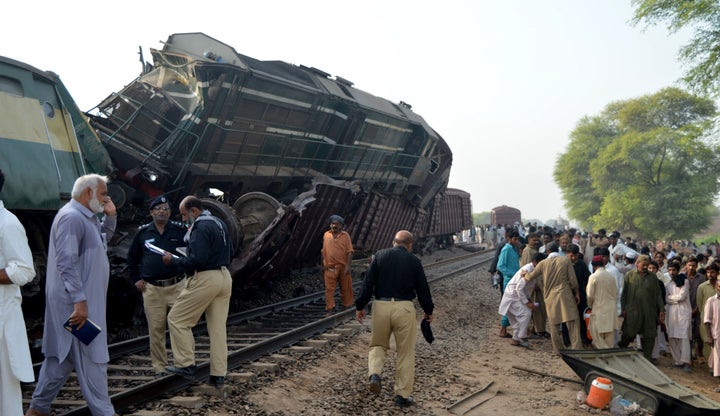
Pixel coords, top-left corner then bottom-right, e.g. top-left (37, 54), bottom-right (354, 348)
top-left (485, 221), bottom-right (720, 393)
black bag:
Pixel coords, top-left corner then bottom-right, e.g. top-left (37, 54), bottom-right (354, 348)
top-left (421, 317), bottom-right (434, 344)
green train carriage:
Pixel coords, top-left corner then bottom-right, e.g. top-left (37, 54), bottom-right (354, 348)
top-left (0, 56), bottom-right (114, 319)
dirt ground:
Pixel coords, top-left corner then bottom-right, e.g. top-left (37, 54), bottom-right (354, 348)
top-left (204, 248), bottom-right (720, 415)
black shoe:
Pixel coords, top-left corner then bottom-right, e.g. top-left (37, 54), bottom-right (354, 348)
top-left (369, 374), bottom-right (381, 395)
top-left (165, 365), bottom-right (197, 379)
top-left (394, 395), bottom-right (414, 407)
top-left (207, 375), bottom-right (225, 388)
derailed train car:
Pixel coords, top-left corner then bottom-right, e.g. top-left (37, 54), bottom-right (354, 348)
top-left (0, 56), bottom-right (118, 321)
top-left (1, 33), bottom-right (472, 327)
top-left (87, 33), bottom-right (472, 282)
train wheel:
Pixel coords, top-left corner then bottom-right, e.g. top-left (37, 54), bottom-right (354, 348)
top-left (232, 192), bottom-right (281, 249)
top-left (19, 215), bottom-right (49, 321)
top-left (107, 182), bottom-right (128, 210)
top-left (200, 198), bottom-right (243, 255)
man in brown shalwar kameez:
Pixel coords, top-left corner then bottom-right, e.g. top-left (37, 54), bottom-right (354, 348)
top-left (524, 242), bottom-right (582, 354)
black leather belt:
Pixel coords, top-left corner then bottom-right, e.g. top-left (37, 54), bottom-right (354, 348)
top-left (149, 274), bottom-right (185, 287)
top-left (375, 297), bottom-right (411, 302)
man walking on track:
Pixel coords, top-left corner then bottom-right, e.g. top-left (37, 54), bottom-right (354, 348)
top-left (355, 230), bottom-right (434, 408)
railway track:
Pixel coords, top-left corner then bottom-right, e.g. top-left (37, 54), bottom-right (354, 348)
top-left (23, 248), bottom-right (491, 415)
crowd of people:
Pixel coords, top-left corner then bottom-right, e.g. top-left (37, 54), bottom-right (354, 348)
top-left (490, 223), bottom-right (720, 392)
top-left (10, 168), bottom-right (720, 411)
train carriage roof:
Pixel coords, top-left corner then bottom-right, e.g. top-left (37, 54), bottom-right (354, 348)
top-left (0, 56), bottom-right (55, 83)
top-left (160, 33), bottom-right (439, 137)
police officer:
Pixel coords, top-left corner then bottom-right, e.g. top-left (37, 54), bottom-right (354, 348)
top-left (127, 195), bottom-right (187, 376)
top-left (355, 230), bottom-right (434, 408)
top-left (163, 196), bottom-right (233, 388)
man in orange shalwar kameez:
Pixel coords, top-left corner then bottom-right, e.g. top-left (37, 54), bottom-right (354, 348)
top-left (321, 215), bottom-right (354, 312)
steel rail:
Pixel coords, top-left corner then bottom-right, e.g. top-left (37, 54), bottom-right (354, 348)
top-left (53, 250), bottom-right (491, 415)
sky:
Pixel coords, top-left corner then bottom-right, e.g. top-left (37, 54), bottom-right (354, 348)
top-left (1, 0), bottom-right (690, 224)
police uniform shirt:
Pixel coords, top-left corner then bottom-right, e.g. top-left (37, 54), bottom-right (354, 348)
top-left (127, 221), bottom-right (187, 284)
top-left (356, 245), bottom-right (434, 316)
top-left (174, 211), bottom-right (232, 274)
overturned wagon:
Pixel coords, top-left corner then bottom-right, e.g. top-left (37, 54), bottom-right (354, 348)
top-left (88, 33), bottom-right (472, 287)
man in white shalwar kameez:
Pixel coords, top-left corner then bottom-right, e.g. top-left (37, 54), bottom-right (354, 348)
top-left (665, 265), bottom-right (692, 372)
top-left (0, 169), bottom-right (36, 416)
top-left (703, 280), bottom-right (720, 391)
top-left (498, 253), bottom-right (547, 347)
top-left (598, 247), bottom-right (623, 346)
top-left (586, 256), bottom-right (618, 349)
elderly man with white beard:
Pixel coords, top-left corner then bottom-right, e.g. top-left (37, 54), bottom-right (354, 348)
top-left (27, 174), bottom-right (118, 416)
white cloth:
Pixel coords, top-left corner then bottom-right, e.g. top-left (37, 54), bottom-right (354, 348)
top-left (609, 242), bottom-right (633, 264)
top-left (668, 337), bottom-right (691, 366)
top-left (616, 262), bottom-right (636, 276)
top-left (0, 201), bottom-right (36, 416)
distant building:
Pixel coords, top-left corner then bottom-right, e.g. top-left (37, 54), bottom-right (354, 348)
top-left (490, 205), bottom-right (521, 226)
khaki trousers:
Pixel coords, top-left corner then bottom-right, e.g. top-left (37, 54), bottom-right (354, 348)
top-left (168, 267), bottom-right (232, 376)
top-left (590, 330), bottom-right (615, 349)
top-left (368, 300), bottom-right (417, 398)
top-left (531, 290), bottom-right (547, 333)
top-left (549, 319), bottom-right (581, 353)
top-left (143, 279), bottom-right (184, 373)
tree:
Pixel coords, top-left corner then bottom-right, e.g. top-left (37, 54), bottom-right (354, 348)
top-left (473, 211), bottom-right (491, 225)
top-left (554, 87), bottom-right (719, 240)
top-left (632, 0), bottom-right (720, 96)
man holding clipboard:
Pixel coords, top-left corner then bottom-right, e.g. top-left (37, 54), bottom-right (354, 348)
top-left (26, 174), bottom-right (119, 416)
top-left (162, 196), bottom-right (232, 389)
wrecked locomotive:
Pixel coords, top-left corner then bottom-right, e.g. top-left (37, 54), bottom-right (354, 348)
top-left (1, 33), bottom-right (472, 327)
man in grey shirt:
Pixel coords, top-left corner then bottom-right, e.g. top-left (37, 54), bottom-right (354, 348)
top-left (26, 174), bottom-right (118, 416)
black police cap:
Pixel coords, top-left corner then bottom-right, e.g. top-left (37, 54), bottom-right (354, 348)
top-left (149, 195), bottom-right (168, 210)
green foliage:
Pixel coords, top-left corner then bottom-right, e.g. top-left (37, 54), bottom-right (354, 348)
top-left (632, 0), bottom-right (720, 96)
top-left (554, 87), bottom-right (719, 240)
top-left (697, 233), bottom-right (720, 245)
top-left (692, 206), bottom-right (720, 242)
top-left (473, 211), bottom-right (490, 225)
